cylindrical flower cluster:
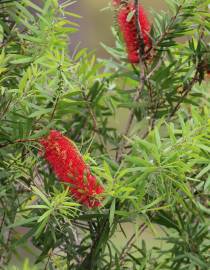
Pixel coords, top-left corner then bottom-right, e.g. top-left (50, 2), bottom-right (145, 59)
top-left (40, 130), bottom-right (104, 208)
top-left (115, 1), bottom-right (152, 63)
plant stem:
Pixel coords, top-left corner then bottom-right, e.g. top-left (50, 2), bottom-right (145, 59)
top-left (119, 222), bottom-right (148, 267)
top-left (0, 138), bottom-right (37, 149)
top-left (78, 219), bottom-right (110, 270)
top-left (81, 88), bottom-right (108, 152)
top-left (168, 71), bottom-right (199, 119)
top-left (50, 64), bottom-right (64, 121)
top-left (116, 0), bottom-right (148, 163)
top-left (115, 77), bottom-right (145, 163)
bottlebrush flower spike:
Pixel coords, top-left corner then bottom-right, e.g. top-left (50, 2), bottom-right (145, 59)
top-left (117, 2), bottom-right (152, 63)
top-left (40, 130), bottom-right (104, 208)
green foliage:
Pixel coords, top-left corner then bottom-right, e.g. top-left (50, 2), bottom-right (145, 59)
top-left (5, 259), bottom-right (37, 270)
top-left (0, 0), bottom-right (209, 269)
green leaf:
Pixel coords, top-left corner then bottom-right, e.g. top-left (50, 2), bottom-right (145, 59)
top-left (35, 217), bottom-right (49, 238)
top-left (10, 56), bottom-right (33, 64)
top-left (32, 186), bottom-right (51, 207)
top-left (154, 127), bottom-right (162, 149)
top-left (28, 108), bottom-right (52, 118)
top-left (38, 209), bottom-right (52, 223)
top-left (8, 217), bottom-right (38, 228)
top-left (196, 164), bottom-right (210, 179)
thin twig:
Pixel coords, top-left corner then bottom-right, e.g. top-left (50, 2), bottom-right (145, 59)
top-left (81, 88), bottom-right (108, 151)
top-left (146, 59), bottom-right (162, 80)
top-left (0, 212), bottom-right (5, 234)
top-left (0, 138), bottom-right (37, 149)
top-left (118, 209), bottom-right (160, 268)
top-left (50, 65), bottom-right (64, 121)
top-left (168, 70), bottom-right (200, 119)
top-left (111, 222), bottom-right (148, 268)
top-left (44, 251), bottom-right (52, 270)
top-left (79, 219), bottom-right (109, 269)
top-left (115, 78), bottom-right (145, 163)
top-left (0, 98), bottom-right (12, 121)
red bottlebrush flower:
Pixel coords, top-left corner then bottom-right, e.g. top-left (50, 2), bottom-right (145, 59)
top-left (117, 2), bottom-right (152, 63)
top-left (40, 130), bottom-right (104, 208)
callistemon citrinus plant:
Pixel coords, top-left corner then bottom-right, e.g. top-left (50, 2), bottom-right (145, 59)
top-left (0, 0), bottom-right (209, 269)
top-left (40, 130), bottom-right (104, 207)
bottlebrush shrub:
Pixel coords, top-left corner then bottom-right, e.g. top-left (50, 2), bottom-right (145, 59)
top-left (40, 130), bottom-right (104, 208)
top-left (116, 1), bottom-right (152, 63)
top-left (0, 0), bottom-right (209, 270)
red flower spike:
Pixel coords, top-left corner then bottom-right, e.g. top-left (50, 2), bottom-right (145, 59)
top-left (117, 2), bottom-right (152, 63)
top-left (40, 130), bottom-right (104, 208)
